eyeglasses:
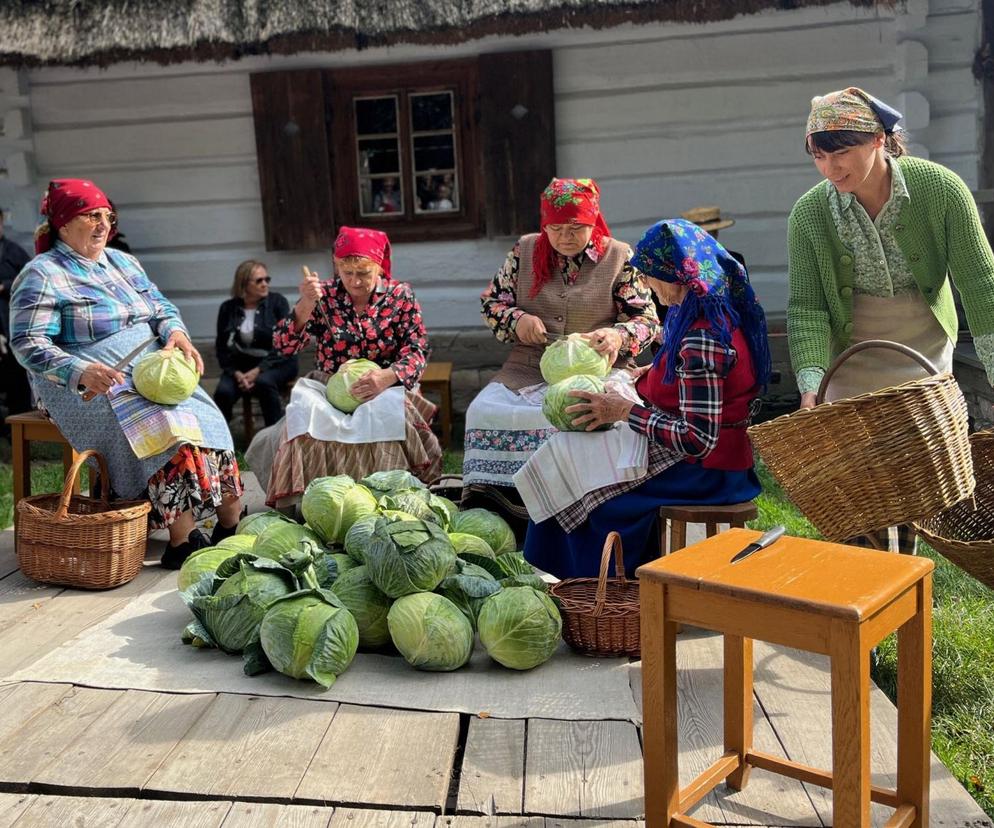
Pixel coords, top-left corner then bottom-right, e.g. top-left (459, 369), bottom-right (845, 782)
top-left (545, 224), bottom-right (591, 239)
top-left (253, 276), bottom-right (272, 285)
top-left (76, 210), bottom-right (118, 228)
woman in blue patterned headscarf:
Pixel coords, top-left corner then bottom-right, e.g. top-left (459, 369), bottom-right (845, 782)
top-left (523, 219), bottom-right (770, 579)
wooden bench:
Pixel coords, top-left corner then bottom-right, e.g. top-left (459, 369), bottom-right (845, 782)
top-left (420, 362), bottom-right (453, 449)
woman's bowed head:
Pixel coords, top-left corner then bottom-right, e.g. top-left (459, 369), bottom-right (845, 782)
top-left (296, 226), bottom-right (398, 402)
top-left (35, 179), bottom-right (203, 397)
top-left (566, 219), bottom-right (772, 430)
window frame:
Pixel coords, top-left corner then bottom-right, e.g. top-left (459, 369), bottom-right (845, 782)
top-left (327, 59), bottom-right (483, 243)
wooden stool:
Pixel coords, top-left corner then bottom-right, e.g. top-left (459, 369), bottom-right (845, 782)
top-left (658, 501), bottom-right (758, 555)
top-left (638, 529), bottom-right (934, 827)
top-left (420, 361), bottom-right (453, 449)
top-left (6, 411), bottom-right (86, 536)
top-left (241, 379), bottom-right (296, 443)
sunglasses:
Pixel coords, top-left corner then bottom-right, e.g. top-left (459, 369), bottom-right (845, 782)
top-left (252, 276), bottom-right (272, 285)
top-left (76, 210), bottom-right (118, 228)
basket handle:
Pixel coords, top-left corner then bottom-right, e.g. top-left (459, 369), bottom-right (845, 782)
top-left (592, 531), bottom-right (626, 618)
top-left (816, 339), bottom-right (940, 404)
top-left (54, 449), bottom-right (110, 519)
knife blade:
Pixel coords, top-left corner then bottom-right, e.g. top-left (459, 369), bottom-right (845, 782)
top-left (544, 332), bottom-right (570, 342)
top-left (78, 335), bottom-right (158, 401)
top-left (729, 525), bottom-right (786, 564)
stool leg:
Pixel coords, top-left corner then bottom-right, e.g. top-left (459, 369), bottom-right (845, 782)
top-left (442, 380), bottom-right (452, 450)
top-left (724, 634), bottom-right (754, 791)
top-left (705, 521), bottom-right (718, 538)
top-left (657, 516), bottom-right (668, 558)
top-left (641, 579), bottom-right (679, 824)
top-left (11, 422), bottom-right (27, 537)
top-left (897, 577), bottom-right (932, 827)
top-left (670, 520), bottom-right (686, 554)
top-left (830, 620), bottom-right (871, 826)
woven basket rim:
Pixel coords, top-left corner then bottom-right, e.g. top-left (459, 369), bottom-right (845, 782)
top-left (17, 493), bottom-right (151, 521)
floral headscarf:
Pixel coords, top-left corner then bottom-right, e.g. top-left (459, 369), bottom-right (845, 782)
top-left (333, 226), bottom-right (392, 279)
top-left (531, 177), bottom-right (611, 298)
top-left (806, 87), bottom-right (903, 137)
top-left (633, 219), bottom-right (771, 389)
top-left (35, 178), bottom-right (114, 255)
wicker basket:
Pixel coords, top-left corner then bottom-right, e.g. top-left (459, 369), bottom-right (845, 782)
top-left (549, 532), bottom-right (640, 658)
top-left (16, 450), bottom-right (151, 589)
top-left (748, 340), bottom-right (974, 542)
top-left (914, 429), bottom-right (994, 590)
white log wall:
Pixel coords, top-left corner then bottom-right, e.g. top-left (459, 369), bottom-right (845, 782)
top-left (0, 0), bottom-right (983, 340)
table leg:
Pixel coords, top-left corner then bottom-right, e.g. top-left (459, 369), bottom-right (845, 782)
top-left (641, 579), bottom-right (679, 824)
top-left (897, 577), bottom-right (932, 828)
top-left (724, 634), bottom-right (753, 790)
top-left (830, 619), bottom-right (871, 826)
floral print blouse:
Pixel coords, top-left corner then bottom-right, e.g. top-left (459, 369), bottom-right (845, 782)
top-left (272, 277), bottom-right (429, 388)
top-left (480, 240), bottom-right (658, 354)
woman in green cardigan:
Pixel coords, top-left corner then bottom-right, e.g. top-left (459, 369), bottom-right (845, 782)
top-left (787, 86), bottom-right (994, 551)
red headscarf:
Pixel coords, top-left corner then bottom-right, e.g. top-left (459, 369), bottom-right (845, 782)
top-left (35, 178), bottom-right (114, 255)
top-left (531, 177), bottom-right (611, 298)
top-left (333, 226), bottom-right (392, 280)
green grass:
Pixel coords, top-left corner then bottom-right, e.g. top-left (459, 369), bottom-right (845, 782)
top-left (1, 449), bottom-right (991, 817)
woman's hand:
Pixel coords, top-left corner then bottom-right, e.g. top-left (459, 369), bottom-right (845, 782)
top-left (564, 389), bottom-right (635, 431)
top-left (79, 361), bottom-right (126, 397)
top-left (584, 327), bottom-right (624, 365)
top-left (628, 364), bottom-right (651, 380)
top-left (514, 313), bottom-right (547, 345)
top-left (164, 330), bottom-right (204, 375)
top-left (350, 367), bottom-right (397, 401)
top-left (294, 266), bottom-right (323, 325)
top-left (236, 367), bottom-right (260, 392)
top-left (799, 391), bottom-right (818, 410)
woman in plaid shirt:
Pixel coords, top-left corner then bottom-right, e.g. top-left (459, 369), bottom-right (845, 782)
top-left (523, 219), bottom-right (772, 578)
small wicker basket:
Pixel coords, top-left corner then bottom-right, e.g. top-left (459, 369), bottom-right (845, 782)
top-left (549, 531), bottom-right (640, 658)
top-left (748, 340), bottom-right (974, 542)
top-left (16, 450), bottom-right (151, 590)
top-left (915, 429), bottom-right (994, 590)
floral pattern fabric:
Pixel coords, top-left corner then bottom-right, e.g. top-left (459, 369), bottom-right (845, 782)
top-left (146, 445), bottom-right (243, 529)
top-left (272, 277), bottom-right (429, 388)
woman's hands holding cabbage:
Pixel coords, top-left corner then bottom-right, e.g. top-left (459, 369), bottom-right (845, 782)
top-left (164, 330), bottom-right (204, 375)
top-left (582, 327), bottom-right (624, 365)
top-left (350, 367), bottom-right (397, 401)
top-left (564, 388), bottom-right (635, 431)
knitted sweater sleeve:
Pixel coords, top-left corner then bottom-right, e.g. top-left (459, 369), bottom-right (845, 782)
top-left (786, 199), bottom-right (833, 377)
top-left (944, 168), bottom-right (994, 350)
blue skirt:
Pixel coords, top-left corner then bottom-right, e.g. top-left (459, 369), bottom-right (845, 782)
top-left (524, 461), bottom-right (761, 579)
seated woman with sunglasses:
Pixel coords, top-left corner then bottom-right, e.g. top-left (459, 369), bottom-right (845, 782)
top-left (463, 177), bottom-right (659, 535)
top-left (213, 260), bottom-right (297, 429)
top-left (9, 179), bottom-right (244, 568)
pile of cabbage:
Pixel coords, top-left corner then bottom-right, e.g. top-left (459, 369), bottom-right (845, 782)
top-left (177, 470), bottom-right (562, 687)
top-left (539, 333), bottom-right (612, 432)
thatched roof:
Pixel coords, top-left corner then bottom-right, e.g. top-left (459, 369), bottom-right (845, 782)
top-left (0, 0), bottom-right (879, 68)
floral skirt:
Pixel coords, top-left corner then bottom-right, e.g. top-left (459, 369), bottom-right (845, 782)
top-left (146, 445), bottom-right (244, 529)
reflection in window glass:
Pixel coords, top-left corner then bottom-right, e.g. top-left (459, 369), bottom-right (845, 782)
top-left (356, 96), bottom-right (403, 217)
top-left (410, 91), bottom-right (458, 213)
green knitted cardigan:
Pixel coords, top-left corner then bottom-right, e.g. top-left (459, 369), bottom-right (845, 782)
top-left (787, 155), bottom-right (994, 377)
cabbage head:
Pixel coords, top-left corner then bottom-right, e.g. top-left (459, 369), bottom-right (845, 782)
top-left (237, 510), bottom-right (297, 537)
top-left (361, 470), bottom-right (426, 498)
top-left (133, 349), bottom-right (200, 405)
top-left (447, 508), bottom-right (516, 555)
top-left (435, 496), bottom-right (459, 525)
top-left (539, 333), bottom-right (610, 385)
top-left (365, 519), bottom-right (457, 598)
top-left (478, 586), bottom-right (562, 670)
top-left (259, 589), bottom-right (359, 687)
top-left (448, 532), bottom-right (496, 560)
top-left (387, 592), bottom-right (474, 671)
top-left (326, 358), bottom-right (380, 413)
top-left (253, 521), bottom-right (324, 561)
top-left (542, 374), bottom-right (608, 432)
top-left (215, 534), bottom-right (257, 554)
top-left (178, 545), bottom-right (242, 592)
top-left (436, 558), bottom-right (501, 631)
top-left (378, 489), bottom-right (450, 527)
top-left (302, 475), bottom-right (378, 545)
top-left (330, 564), bottom-right (394, 648)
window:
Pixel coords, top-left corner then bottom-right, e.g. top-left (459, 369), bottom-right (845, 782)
top-left (250, 51), bottom-right (556, 250)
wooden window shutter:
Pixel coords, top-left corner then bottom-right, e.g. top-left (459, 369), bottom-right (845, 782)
top-left (250, 70), bottom-right (336, 251)
top-left (478, 50), bottom-right (557, 237)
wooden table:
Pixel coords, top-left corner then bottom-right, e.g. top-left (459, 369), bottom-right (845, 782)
top-left (637, 528), bottom-right (935, 827)
top-left (420, 361), bottom-right (453, 449)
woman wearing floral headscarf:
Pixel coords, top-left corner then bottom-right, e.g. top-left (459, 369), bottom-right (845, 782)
top-left (463, 178), bottom-right (659, 531)
top-left (522, 219), bottom-right (770, 578)
top-left (245, 226), bottom-right (440, 508)
top-left (789, 87), bottom-right (994, 552)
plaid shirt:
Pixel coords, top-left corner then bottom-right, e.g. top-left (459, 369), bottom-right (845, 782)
top-left (10, 241), bottom-right (187, 391)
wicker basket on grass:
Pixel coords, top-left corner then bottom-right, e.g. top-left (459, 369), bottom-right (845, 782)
top-left (16, 449), bottom-right (150, 589)
top-left (915, 429), bottom-right (994, 590)
top-left (549, 531), bottom-right (640, 658)
top-left (748, 340), bottom-right (974, 542)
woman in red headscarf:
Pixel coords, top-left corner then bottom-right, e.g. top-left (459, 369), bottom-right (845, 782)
top-left (245, 226), bottom-right (441, 508)
top-left (10, 179), bottom-right (245, 569)
top-left (463, 178), bottom-right (660, 533)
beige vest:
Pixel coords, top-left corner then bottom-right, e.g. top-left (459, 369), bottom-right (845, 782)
top-left (492, 234), bottom-right (632, 391)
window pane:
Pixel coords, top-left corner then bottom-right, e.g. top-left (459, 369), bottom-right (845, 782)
top-left (355, 97), bottom-right (397, 135)
top-left (358, 137), bottom-right (400, 176)
top-left (415, 173), bottom-right (458, 213)
top-left (412, 134), bottom-right (455, 172)
top-left (411, 92), bottom-right (453, 132)
top-left (360, 175), bottom-right (403, 216)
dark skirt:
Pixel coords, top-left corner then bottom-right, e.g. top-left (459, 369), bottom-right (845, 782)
top-left (523, 461), bottom-right (761, 579)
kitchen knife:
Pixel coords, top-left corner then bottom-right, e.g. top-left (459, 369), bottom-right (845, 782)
top-left (729, 525), bottom-right (786, 564)
top-left (78, 335), bottom-right (157, 401)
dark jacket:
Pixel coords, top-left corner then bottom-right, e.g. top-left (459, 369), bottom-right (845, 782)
top-left (215, 292), bottom-right (297, 373)
top-left (0, 236), bottom-right (31, 339)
